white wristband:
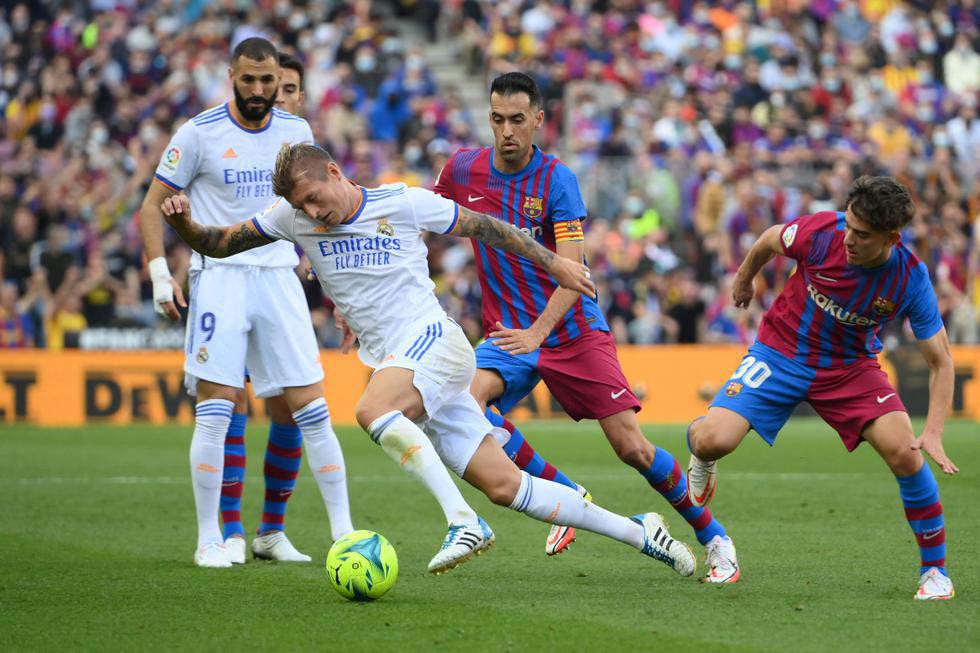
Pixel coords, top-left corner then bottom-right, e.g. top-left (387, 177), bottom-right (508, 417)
top-left (148, 256), bottom-right (172, 282)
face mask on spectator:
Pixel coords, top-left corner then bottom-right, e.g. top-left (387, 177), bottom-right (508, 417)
top-left (808, 124), bottom-right (828, 140)
top-left (625, 196), bottom-right (644, 216)
top-left (355, 55), bottom-right (376, 72)
top-left (917, 105), bottom-right (934, 122)
top-left (920, 38), bottom-right (937, 55)
top-left (580, 103), bottom-right (597, 119)
top-left (92, 126), bottom-right (108, 145)
top-left (404, 145), bottom-right (423, 164)
top-left (820, 53), bottom-right (836, 68)
top-left (920, 70), bottom-right (934, 85)
top-left (934, 131), bottom-right (950, 148)
top-left (724, 54), bottom-right (742, 70)
top-left (824, 77), bottom-right (841, 92)
top-left (139, 122), bottom-right (160, 143)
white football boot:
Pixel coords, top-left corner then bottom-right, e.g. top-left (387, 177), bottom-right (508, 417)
top-left (703, 535), bottom-right (740, 584)
top-left (251, 531), bottom-right (312, 562)
top-left (428, 517), bottom-right (495, 574)
top-left (915, 567), bottom-right (955, 601)
top-left (224, 536), bottom-right (246, 565)
top-left (687, 455), bottom-right (717, 507)
top-left (630, 512), bottom-right (696, 577)
top-left (194, 542), bottom-right (232, 568)
top-left (545, 486), bottom-right (592, 556)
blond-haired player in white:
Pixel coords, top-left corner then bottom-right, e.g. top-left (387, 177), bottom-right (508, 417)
top-left (138, 38), bottom-right (352, 568)
top-left (158, 142), bottom-right (699, 577)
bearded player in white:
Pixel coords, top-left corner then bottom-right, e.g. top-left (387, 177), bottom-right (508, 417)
top-left (138, 39), bottom-right (353, 568)
top-left (159, 142), bottom-right (699, 577)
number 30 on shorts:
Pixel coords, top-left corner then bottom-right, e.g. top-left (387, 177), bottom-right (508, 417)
top-left (730, 356), bottom-right (772, 388)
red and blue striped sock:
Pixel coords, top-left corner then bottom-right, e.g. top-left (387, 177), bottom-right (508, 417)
top-left (642, 446), bottom-right (727, 545)
top-left (897, 463), bottom-right (946, 576)
top-left (485, 408), bottom-right (578, 491)
top-left (220, 413), bottom-right (248, 539)
top-left (258, 422), bottom-right (303, 535)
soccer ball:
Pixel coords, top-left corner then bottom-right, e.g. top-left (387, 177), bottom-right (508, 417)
top-left (326, 530), bottom-right (398, 601)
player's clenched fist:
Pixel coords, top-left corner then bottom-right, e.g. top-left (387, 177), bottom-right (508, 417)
top-left (161, 194), bottom-right (192, 220)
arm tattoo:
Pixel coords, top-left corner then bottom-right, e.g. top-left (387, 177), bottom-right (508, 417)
top-left (455, 207), bottom-right (555, 268)
top-left (173, 220), bottom-right (268, 258)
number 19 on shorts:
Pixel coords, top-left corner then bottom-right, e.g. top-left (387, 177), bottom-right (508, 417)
top-left (730, 356), bottom-right (772, 388)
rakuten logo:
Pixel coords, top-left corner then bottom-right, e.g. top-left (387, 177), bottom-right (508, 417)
top-left (807, 284), bottom-right (879, 327)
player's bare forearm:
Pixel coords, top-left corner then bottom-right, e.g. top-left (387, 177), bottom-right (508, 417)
top-left (160, 194), bottom-right (268, 258)
top-left (453, 206), bottom-right (554, 269)
top-left (735, 224), bottom-right (783, 283)
top-left (919, 328), bottom-right (955, 436)
top-left (528, 241), bottom-right (587, 337)
top-left (176, 220), bottom-right (267, 258)
top-left (915, 327), bottom-right (958, 473)
top-left (732, 225), bottom-right (783, 308)
top-left (139, 181), bottom-right (175, 261)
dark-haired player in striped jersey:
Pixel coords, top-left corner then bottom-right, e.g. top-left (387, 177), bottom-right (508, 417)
top-left (687, 175), bottom-right (958, 600)
top-left (435, 72), bottom-right (739, 583)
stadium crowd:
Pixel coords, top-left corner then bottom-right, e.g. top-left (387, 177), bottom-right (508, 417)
top-left (0, 0), bottom-right (977, 352)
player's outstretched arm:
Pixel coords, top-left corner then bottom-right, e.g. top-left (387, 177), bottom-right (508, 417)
top-left (913, 327), bottom-right (959, 475)
top-left (451, 206), bottom-right (595, 297)
top-left (160, 194), bottom-right (270, 259)
top-left (732, 224), bottom-right (784, 308)
top-left (139, 180), bottom-right (187, 320)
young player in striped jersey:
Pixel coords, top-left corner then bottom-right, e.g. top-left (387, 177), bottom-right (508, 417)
top-left (434, 72), bottom-right (739, 583)
top-left (159, 142), bottom-right (700, 577)
top-left (687, 176), bottom-right (958, 600)
top-left (138, 39), bottom-right (352, 568)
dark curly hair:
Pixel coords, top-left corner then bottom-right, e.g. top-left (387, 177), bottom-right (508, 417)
top-left (844, 176), bottom-right (914, 232)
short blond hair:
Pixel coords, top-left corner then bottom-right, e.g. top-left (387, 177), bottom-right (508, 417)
top-left (272, 143), bottom-right (335, 198)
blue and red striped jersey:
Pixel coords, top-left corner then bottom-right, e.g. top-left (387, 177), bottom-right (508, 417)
top-left (759, 211), bottom-right (943, 368)
top-left (434, 145), bottom-right (608, 347)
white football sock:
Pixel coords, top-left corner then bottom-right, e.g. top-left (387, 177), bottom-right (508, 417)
top-left (509, 472), bottom-right (644, 549)
top-left (293, 398), bottom-right (354, 541)
top-left (367, 410), bottom-right (478, 525)
top-left (191, 399), bottom-right (234, 548)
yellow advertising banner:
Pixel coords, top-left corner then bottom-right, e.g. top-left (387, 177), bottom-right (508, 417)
top-left (1, 346), bottom-right (978, 425)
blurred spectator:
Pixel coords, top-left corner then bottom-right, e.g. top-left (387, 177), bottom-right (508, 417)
top-left (0, 0), bottom-right (977, 350)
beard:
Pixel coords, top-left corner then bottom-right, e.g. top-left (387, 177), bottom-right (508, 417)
top-left (233, 84), bottom-right (276, 122)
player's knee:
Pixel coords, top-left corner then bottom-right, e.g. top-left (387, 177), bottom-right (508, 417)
top-left (482, 475), bottom-right (519, 506)
top-left (613, 438), bottom-right (654, 470)
top-left (266, 396), bottom-right (294, 424)
top-left (881, 443), bottom-right (923, 476)
top-left (691, 421), bottom-right (736, 459)
top-left (232, 388), bottom-right (248, 413)
top-left (354, 403), bottom-right (379, 431)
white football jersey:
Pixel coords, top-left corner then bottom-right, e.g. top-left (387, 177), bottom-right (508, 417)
top-left (155, 103), bottom-right (313, 269)
top-left (253, 183), bottom-right (460, 367)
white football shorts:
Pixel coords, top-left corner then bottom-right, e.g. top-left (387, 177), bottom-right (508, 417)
top-left (183, 265), bottom-right (324, 398)
top-left (374, 317), bottom-right (495, 476)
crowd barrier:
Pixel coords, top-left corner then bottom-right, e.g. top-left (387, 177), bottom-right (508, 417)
top-left (1, 346), bottom-right (978, 426)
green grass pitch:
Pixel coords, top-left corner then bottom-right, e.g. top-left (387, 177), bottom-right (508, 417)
top-left (3, 419), bottom-right (978, 651)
